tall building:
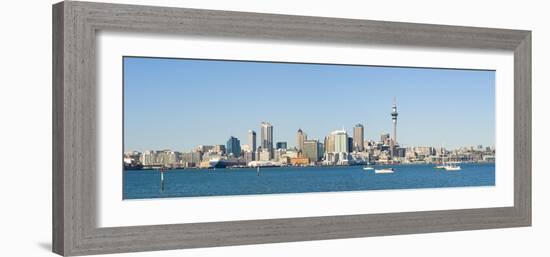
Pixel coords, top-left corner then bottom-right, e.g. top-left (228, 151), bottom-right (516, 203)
top-left (260, 122), bottom-right (273, 159)
top-left (353, 124), bottom-right (365, 152)
top-left (276, 141), bottom-right (287, 150)
top-left (324, 130), bottom-right (350, 165)
top-left (324, 135), bottom-right (335, 153)
top-left (391, 97), bottom-right (399, 158)
top-left (332, 130), bottom-right (349, 153)
top-left (248, 130), bottom-right (256, 160)
top-left (296, 129), bottom-right (306, 151)
top-left (347, 137), bottom-right (353, 153)
top-left (318, 142), bottom-right (325, 157)
top-left (303, 139), bottom-right (320, 162)
top-left (260, 122), bottom-right (273, 149)
top-left (226, 136), bottom-right (241, 157)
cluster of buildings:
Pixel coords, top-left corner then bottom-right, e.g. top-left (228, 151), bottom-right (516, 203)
top-left (124, 99), bottom-right (495, 169)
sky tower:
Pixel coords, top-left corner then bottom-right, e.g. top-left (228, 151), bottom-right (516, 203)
top-left (390, 97), bottom-right (398, 158)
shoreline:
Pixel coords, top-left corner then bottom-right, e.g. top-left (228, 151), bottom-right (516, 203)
top-left (124, 161), bottom-right (496, 171)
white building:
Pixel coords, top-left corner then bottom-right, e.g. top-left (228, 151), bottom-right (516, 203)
top-left (323, 129), bottom-right (351, 165)
top-left (260, 122), bottom-right (273, 159)
top-left (140, 150), bottom-right (157, 166)
top-left (332, 130), bottom-right (349, 153)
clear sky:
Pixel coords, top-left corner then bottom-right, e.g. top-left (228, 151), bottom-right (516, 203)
top-left (124, 57), bottom-right (495, 152)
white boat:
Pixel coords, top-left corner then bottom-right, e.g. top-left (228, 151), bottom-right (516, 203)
top-left (436, 149), bottom-right (461, 171)
top-left (444, 163), bottom-right (461, 171)
top-left (363, 166), bottom-right (374, 171)
top-left (375, 168), bottom-right (394, 174)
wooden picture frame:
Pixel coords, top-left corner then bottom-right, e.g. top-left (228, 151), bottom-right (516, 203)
top-left (52, 1), bottom-right (531, 256)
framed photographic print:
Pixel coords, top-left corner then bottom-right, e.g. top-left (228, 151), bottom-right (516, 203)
top-left (52, 1), bottom-right (531, 256)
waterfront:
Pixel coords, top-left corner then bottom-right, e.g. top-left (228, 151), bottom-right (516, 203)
top-left (123, 163), bottom-right (495, 199)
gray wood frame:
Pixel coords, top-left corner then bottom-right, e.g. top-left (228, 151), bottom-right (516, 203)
top-left (52, 1), bottom-right (531, 256)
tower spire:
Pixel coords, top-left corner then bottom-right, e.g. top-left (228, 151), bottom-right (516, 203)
top-left (391, 97), bottom-right (398, 159)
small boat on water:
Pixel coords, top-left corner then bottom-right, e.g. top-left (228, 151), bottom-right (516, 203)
top-left (362, 166), bottom-right (374, 171)
top-left (374, 168), bottom-right (394, 174)
top-left (435, 150), bottom-right (461, 171)
top-left (444, 163), bottom-right (461, 171)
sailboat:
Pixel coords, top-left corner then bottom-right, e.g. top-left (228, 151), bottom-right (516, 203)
top-left (436, 148), bottom-right (461, 171)
top-left (434, 146), bottom-right (446, 169)
top-left (442, 149), bottom-right (461, 171)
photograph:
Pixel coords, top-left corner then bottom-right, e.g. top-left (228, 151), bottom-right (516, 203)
top-left (122, 57), bottom-right (496, 200)
top-left (0, 0), bottom-right (540, 256)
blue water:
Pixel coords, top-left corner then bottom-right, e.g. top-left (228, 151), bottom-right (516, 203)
top-left (123, 163), bottom-right (495, 199)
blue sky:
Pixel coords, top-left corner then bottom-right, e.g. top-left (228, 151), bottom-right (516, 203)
top-left (124, 57), bottom-right (495, 152)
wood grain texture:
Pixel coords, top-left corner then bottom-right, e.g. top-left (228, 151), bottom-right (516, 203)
top-left (52, 2), bottom-right (65, 255)
top-left (514, 32), bottom-right (532, 224)
top-left (52, 1), bottom-right (532, 256)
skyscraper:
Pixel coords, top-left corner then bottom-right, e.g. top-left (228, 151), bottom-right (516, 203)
top-left (303, 139), bottom-right (320, 162)
top-left (318, 141), bottom-right (325, 157)
top-left (323, 130), bottom-right (350, 165)
top-left (296, 129), bottom-right (306, 151)
top-left (391, 97), bottom-right (398, 158)
top-left (226, 136), bottom-right (241, 157)
top-left (248, 130), bottom-right (256, 151)
top-left (260, 122), bottom-right (273, 159)
top-left (248, 130), bottom-right (256, 161)
top-left (324, 134), bottom-right (335, 153)
top-left (332, 130), bottom-right (349, 153)
top-left (353, 124), bottom-right (364, 152)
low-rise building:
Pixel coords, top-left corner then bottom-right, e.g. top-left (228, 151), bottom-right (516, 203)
top-left (290, 157), bottom-right (310, 166)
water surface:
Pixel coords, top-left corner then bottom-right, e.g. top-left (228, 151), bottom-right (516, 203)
top-left (123, 163), bottom-right (495, 199)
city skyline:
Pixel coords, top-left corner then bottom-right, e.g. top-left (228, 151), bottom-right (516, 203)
top-left (124, 57), bottom-right (495, 152)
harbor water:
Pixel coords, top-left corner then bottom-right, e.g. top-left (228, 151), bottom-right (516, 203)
top-left (123, 163), bottom-right (495, 200)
